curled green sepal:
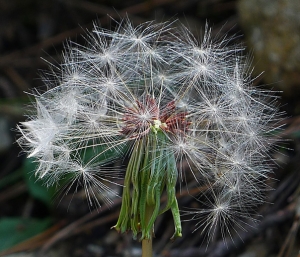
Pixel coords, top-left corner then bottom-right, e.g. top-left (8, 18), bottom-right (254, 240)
top-left (113, 130), bottom-right (182, 241)
top-left (170, 197), bottom-right (182, 240)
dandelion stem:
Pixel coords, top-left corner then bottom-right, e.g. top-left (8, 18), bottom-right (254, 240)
top-left (142, 204), bottom-right (154, 257)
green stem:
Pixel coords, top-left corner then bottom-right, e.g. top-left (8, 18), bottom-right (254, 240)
top-left (142, 204), bottom-right (154, 257)
top-left (142, 237), bottom-right (152, 257)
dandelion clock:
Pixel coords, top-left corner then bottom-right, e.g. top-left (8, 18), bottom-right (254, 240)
top-left (17, 17), bottom-right (283, 257)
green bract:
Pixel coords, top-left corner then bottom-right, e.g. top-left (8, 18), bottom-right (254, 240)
top-left (114, 128), bottom-right (181, 240)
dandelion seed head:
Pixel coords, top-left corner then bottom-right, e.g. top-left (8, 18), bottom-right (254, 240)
top-left (16, 17), bottom-right (283, 245)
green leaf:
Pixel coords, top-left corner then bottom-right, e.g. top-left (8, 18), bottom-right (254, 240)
top-left (80, 139), bottom-right (127, 164)
top-left (22, 158), bottom-right (56, 207)
top-left (0, 217), bottom-right (52, 251)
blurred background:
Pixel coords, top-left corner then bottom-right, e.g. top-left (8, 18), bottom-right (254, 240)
top-left (0, 0), bottom-right (299, 256)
